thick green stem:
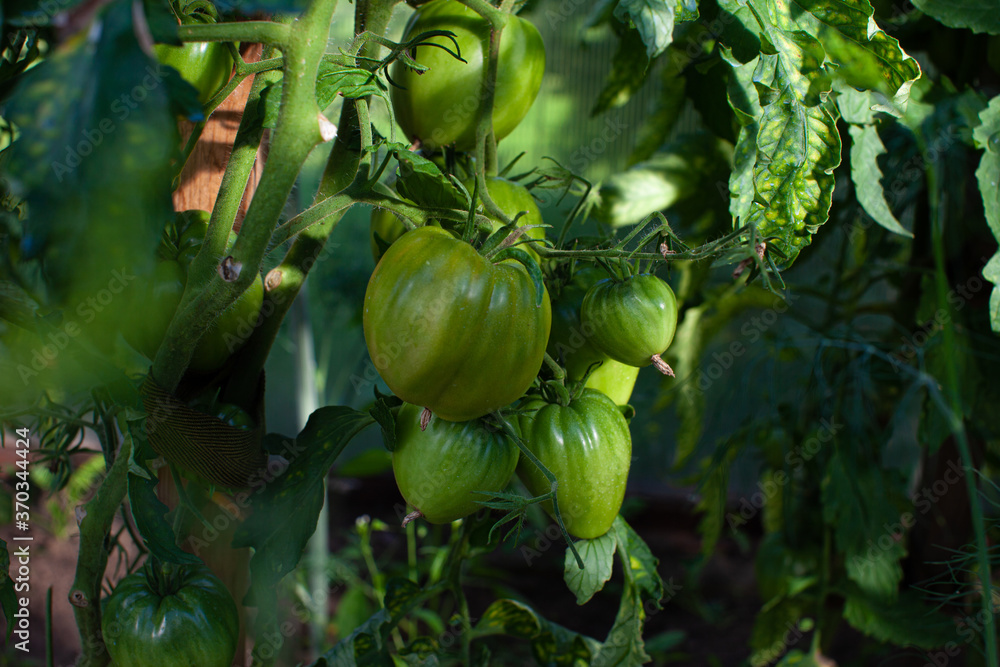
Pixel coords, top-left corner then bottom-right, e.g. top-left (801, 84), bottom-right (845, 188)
top-left (223, 0), bottom-right (401, 404)
top-left (153, 3), bottom-right (337, 393)
top-left (926, 161), bottom-right (997, 667)
top-left (178, 21), bottom-right (290, 45)
top-left (70, 434), bottom-right (132, 667)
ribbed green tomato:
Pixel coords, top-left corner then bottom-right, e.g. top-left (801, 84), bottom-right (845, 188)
top-left (547, 268), bottom-right (639, 405)
top-left (516, 389), bottom-right (632, 539)
top-left (390, 0), bottom-right (545, 150)
top-left (363, 225), bottom-right (551, 421)
top-left (581, 274), bottom-right (678, 375)
top-left (101, 560), bottom-right (239, 667)
top-left (392, 403), bottom-right (519, 523)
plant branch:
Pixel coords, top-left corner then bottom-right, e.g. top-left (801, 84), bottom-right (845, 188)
top-left (177, 21), bottom-right (290, 46)
top-left (69, 432), bottom-right (132, 667)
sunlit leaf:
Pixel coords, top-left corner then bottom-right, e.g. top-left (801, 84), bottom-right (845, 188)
top-left (848, 124), bottom-right (912, 238)
top-left (973, 95), bottom-right (1000, 331)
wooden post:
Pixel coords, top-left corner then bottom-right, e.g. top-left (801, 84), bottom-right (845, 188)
top-left (156, 42), bottom-right (268, 667)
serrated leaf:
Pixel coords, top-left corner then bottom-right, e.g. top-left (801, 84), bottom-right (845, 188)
top-left (592, 538), bottom-right (650, 666)
top-left (261, 61), bottom-right (387, 130)
top-left (125, 427), bottom-right (200, 565)
top-left (0, 538), bottom-right (16, 642)
top-left (564, 532), bottom-right (616, 605)
top-left (744, 95), bottom-right (841, 265)
top-left (474, 598), bottom-right (544, 639)
top-left (3, 0), bottom-right (175, 304)
top-left (843, 588), bottom-right (955, 649)
top-left (785, 0), bottom-right (921, 105)
top-left (629, 72), bottom-right (685, 165)
top-left (394, 151), bottom-right (467, 210)
top-left (592, 28), bottom-right (650, 116)
top-left (614, 515), bottom-right (665, 604)
top-left (369, 390), bottom-right (401, 452)
top-left (848, 124), bottom-right (911, 237)
top-left (749, 596), bottom-right (808, 661)
top-left (696, 442), bottom-right (740, 557)
top-left (984, 254), bottom-right (1000, 331)
top-left (613, 0), bottom-right (696, 60)
top-left (911, 0), bottom-right (1000, 34)
top-left (821, 450), bottom-right (905, 601)
top-left (233, 407), bottom-right (373, 595)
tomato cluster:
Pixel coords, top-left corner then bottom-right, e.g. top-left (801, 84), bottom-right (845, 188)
top-left (364, 2), bottom-right (679, 540)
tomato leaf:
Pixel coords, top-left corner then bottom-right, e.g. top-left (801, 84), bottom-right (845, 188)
top-left (784, 0), bottom-right (920, 105)
top-left (393, 150), bottom-right (468, 211)
top-left (563, 531), bottom-right (616, 605)
top-left (911, 0), bottom-right (1000, 34)
top-left (612, 0), bottom-right (697, 60)
top-left (2, 0), bottom-right (176, 306)
top-left (125, 426), bottom-right (200, 565)
top-left (473, 598), bottom-right (543, 639)
top-left (0, 539), bottom-right (16, 642)
top-left (613, 515), bottom-right (665, 604)
top-left (590, 524), bottom-right (651, 666)
top-left (821, 450), bottom-right (906, 601)
top-left (234, 407), bottom-right (373, 583)
top-left (261, 61), bottom-right (388, 130)
top-left (842, 587), bottom-right (956, 649)
top-left (749, 595), bottom-right (809, 663)
top-left (973, 95), bottom-right (1000, 332)
top-left (592, 27), bottom-right (649, 116)
top-left (695, 441), bottom-right (740, 558)
top-left (369, 388), bottom-right (402, 452)
top-left (848, 124), bottom-right (912, 238)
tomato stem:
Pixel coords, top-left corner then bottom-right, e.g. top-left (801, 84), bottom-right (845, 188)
top-left (177, 21), bottom-right (290, 47)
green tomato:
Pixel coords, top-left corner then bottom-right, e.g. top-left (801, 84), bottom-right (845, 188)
top-left (392, 403), bottom-right (519, 523)
top-left (547, 268), bottom-right (639, 405)
top-left (124, 211), bottom-right (264, 374)
top-left (370, 207), bottom-right (409, 263)
top-left (581, 274), bottom-right (678, 374)
top-left (473, 176), bottom-right (545, 257)
top-left (516, 389), bottom-right (632, 539)
top-left (390, 0), bottom-right (545, 150)
top-left (363, 225), bottom-right (551, 422)
top-left (101, 560), bottom-right (239, 667)
top-left (154, 35), bottom-right (233, 105)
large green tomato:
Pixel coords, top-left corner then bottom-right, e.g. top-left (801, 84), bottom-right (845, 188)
top-left (581, 274), bottom-right (678, 375)
top-left (392, 403), bottom-right (519, 523)
top-left (547, 268), bottom-right (639, 405)
top-left (101, 560), bottom-right (239, 667)
top-left (363, 225), bottom-right (551, 421)
top-left (154, 16), bottom-right (233, 105)
top-left (516, 389), bottom-right (632, 539)
top-left (125, 210), bottom-right (264, 374)
top-left (390, 0), bottom-right (545, 150)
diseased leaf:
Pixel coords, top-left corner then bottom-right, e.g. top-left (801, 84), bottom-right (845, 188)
top-left (848, 124), bottom-right (912, 237)
top-left (911, 0), bottom-right (1000, 34)
top-left (743, 95), bottom-right (841, 265)
top-left (614, 515), bottom-right (665, 603)
top-left (564, 531), bottom-right (616, 605)
top-left (786, 0), bottom-right (921, 106)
